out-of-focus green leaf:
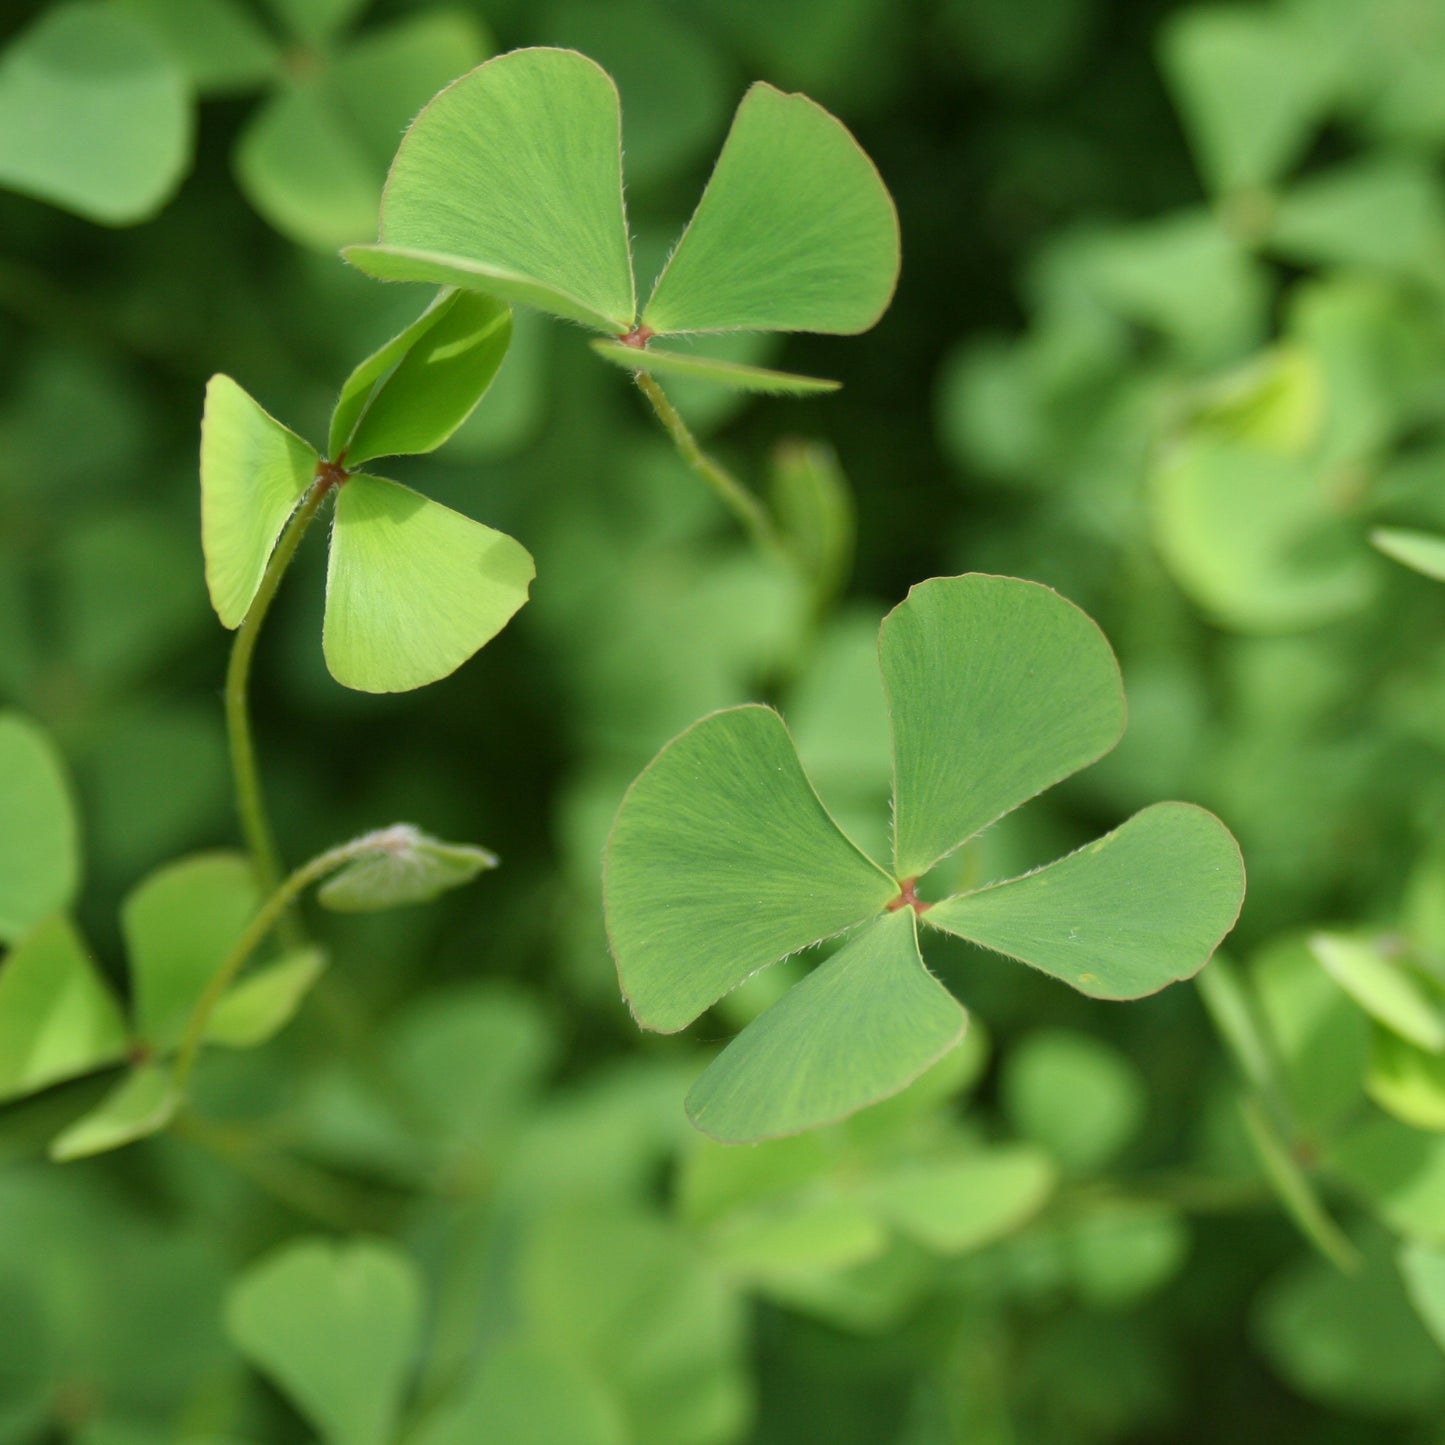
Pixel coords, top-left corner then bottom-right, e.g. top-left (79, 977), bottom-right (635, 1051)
top-left (883, 574), bottom-right (1124, 879)
top-left (0, 713), bottom-right (80, 945)
top-left (317, 825), bottom-right (498, 911)
top-left (604, 704), bottom-right (896, 1034)
top-left (1310, 932), bottom-right (1445, 1052)
top-left (0, 917), bottom-right (127, 1102)
top-left (1373, 527), bottom-right (1445, 583)
top-left (685, 911), bottom-right (967, 1143)
top-left (1368, 1028), bottom-right (1445, 1132)
top-left (226, 1237), bottom-right (423, 1445)
top-left (200, 375), bottom-right (317, 630)
top-left (0, 2), bottom-right (191, 224)
top-left (1400, 1241), bottom-right (1445, 1355)
top-left (1001, 1030), bottom-right (1147, 1170)
top-left (261, 0), bottom-right (368, 47)
top-left (768, 439), bottom-right (855, 608)
top-left (205, 947), bottom-right (326, 1048)
top-left (119, 0), bottom-right (279, 94)
top-left (642, 82), bottom-right (898, 336)
top-left (589, 339), bottom-right (840, 395)
top-left (49, 1064), bottom-right (179, 1162)
top-left (928, 804), bottom-right (1244, 1000)
top-left (1328, 1120), bottom-right (1445, 1243)
top-left (323, 474), bottom-right (534, 692)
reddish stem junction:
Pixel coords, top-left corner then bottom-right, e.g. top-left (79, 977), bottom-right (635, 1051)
top-left (316, 458), bottom-right (351, 492)
top-left (617, 324), bottom-right (655, 349)
top-left (887, 877), bottom-right (930, 915)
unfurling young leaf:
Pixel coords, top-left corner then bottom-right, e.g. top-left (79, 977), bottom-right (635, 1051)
top-left (317, 825), bottom-right (499, 912)
top-left (605, 574), bottom-right (1246, 1142)
top-left (345, 47), bottom-right (900, 394)
top-left (199, 287), bottom-right (532, 693)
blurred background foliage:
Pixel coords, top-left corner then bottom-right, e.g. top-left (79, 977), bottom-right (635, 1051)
top-left (4, 0), bottom-right (1445, 1440)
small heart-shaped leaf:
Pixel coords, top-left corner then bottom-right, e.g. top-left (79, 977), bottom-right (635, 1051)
top-left (0, 916), bottom-right (128, 1102)
top-left (685, 910), bottom-right (966, 1142)
top-left (883, 574), bottom-right (1125, 879)
top-left (347, 48), bottom-right (635, 331)
top-left (323, 474), bottom-right (534, 693)
top-left (641, 82), bottom-right (899, 336)
top-left (0, 712), bottom-right (81, 944)
top-left (226, 1237), bottom-right (423, 1445)
top-left (605, 704), bottom-right (897, 1034)
top-left (200, 375), bottom-right (318, 628)
top-left (927, 803), bottom-right (1245, 999)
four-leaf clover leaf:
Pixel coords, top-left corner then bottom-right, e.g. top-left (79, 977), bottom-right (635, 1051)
top-left (604, 574), bottom-right (1246, 1143)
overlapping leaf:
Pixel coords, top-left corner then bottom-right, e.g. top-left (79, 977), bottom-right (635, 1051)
top-left (200, 290), bottom-right (531, 693)
top-left (605, 574), bottom-right (1245, 1141)
top-left (346, 47), bottom-right (899, 393)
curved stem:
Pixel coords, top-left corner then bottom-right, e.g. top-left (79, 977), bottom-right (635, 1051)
top-left (225, 478), bottom-right (330, 940)
top-left (172, 835), bottom-right (369, 1095)
top-left (633, 371), bottom-right (783, 559)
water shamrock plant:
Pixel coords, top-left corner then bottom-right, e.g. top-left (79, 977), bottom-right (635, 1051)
top-left (343, 45), bottom-right (899, 549)
top-left (605, 574), bottom-right (1247, 1143)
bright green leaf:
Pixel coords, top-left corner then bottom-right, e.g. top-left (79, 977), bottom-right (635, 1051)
top-left (343, 293), bottom-right (511, 465)
top-left (323, 473), bottom-right (534, 692)
top-left (199, 375), bottom-right (318, 629)
top-left (226, 1237), bottom-right (422, 1445)
top-left (205, 947), bottom-right (326, 1048)
top-left (882, 574), bottom-right (1125, 879)
top-left (1001, 1030), bottom-right (1147, 1170)
top-left (317, 825), bottom-right (498, 911)
top-left (122, 853), bottom-right (257, 1051)
top-left (1310, 933), bottom-right (1445, 1052)
top-left (589, 338), bottom-right (840, 395)
top-left (641, 82), bottom-right (898, 336)
top-left (865, 1144), bottom-right (1056, 1254)
top-left (49, 1064), bottom-right (179, 1162)
top-left (0, 712), bottom-right (80, 944)
top-left (706, 1194), bottom-right (888, 1278)
top-left (684, 910), bottom-right (967, 1143)
top-left (1372, 527), bottom-right (1445, 583)
top-left (347, 49), bottom-right (635, 331)
top-left (1368, 1028), bottom-right (1445, 1132)
top-left (604, 704), bottom-right (897, 1033)
top-left (927, 803), bottom-right (1245, 1000)
top-left (0, 917), bottom-right (128, 1102)
top-left (0, 2), bottom-right (191, 225)
top-left (1400, 1241), bottom-right (1445, 1355)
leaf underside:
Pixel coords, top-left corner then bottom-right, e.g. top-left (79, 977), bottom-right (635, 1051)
top-left (350, 48), bottom-right (634, 332)
top-left (927, 802), bottom-right (1246, 999)
top-left (589, 338), bottom-right (839, 394)
top-left (323, 473), bottom-right (535, 693)
top-left (883, 574), bottom-right (1126, 879)
top-left (605, 704), bottom-right (897, 1034)
top-left (685, 909), bottom-right (966, 1143)
top-left (200, 374), bottom-right (317, 628)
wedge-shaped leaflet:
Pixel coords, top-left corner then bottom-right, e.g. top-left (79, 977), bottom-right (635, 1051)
top-left (49, 1063), bottom-right (179, 1162)
top-left (1373, 527), bottom-right (1445, 583)
top-left (1310, 933), bottom-right (1445, 1053)
top-left (0, 712), bottom-right (80, 943)
top-left (929, 804), bottom-right (1244, 999)
top-left (685, 911), bottom-right (965, 1142)
top-left (332, 291), bottom-right (512, 465)
top-left (641, 82), bottom-right (899, 336)
top-left (200, 374), bottom-right (315, 628)
top-left (589, 339), bottom-right (839, 395)
top-left (227, 1237), bottom-right (422, 1445)
top-left (350, 48), bottom-right (635, 331)
top-left (605, 705), bottom-right (896, 1033)
top-left (0, 917), bottom-right (128, 1102)
top-left (883, 575), bottom-right (1125, 879)
top-left (324, 474), bottom-right (534, 693)
top-left (1401, 1242), bottom-right (1445, 1354)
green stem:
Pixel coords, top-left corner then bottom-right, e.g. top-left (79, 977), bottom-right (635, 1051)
top-left (634, 371), bottom-right (782, 558)
top-left (225, 477), bottom-right (330, 938)
top-left (171, 833), bottom-right (376, 1095)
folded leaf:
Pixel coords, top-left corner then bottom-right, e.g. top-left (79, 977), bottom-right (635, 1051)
top-left (927, 803), bottom-right (1245, 1000)
top-left (882, 574), bottom-right (1125, 879)
top-left (49, 1063), bottom-right (180, 1161)
top-left (1372, 526), bottom-right (1445, 583)
top-left (348, 48), bottom-right (634, 331)
top-left (1310, 932), bottom-right (1445, 1052)
top-left (206, 946), bottom-right (326, 1048)
top-left (589, 338), bottom-right (839, 394)
top-left (685, 910), bottom-right (966, 1142)
top-left (323, 474), bottom-right (534, 693)
top-left (318, 826), bottom-right (498, 911)
top-left (0, 916), bottom-right (128, 1101)
top-left (642, 82), bottom-right (899, 336)
top-left (605, 704), bottom-right (897, 1033)
top-left (200, 375), bottom-right (318, 628)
